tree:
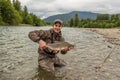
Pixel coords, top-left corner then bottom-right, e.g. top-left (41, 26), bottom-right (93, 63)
top-left (96, 14), bottom-right (109, 20)
top-left (0, 0), bottom-right (22, 25)
top-left (0, 15), bottom-right (5, 25)
top-left (0, 0), bottom-right (46, 26)
top-left (69, 18), bottom-right (74, 27)
top-left (0, 0), bottom-right (5, 25)
top-left (23, 6), bottom-right (28, 16)
top-left (25, 14), bottom-right (33, 24)
top-left (111, 14), bottom-right (119, 22)
top-left (29, 13), bottom-right (47, 26)
top-left (0, 5), bottom-right (2, 20)
top-left (13, 0), bottom-right (21, 11)
top-left (74, 13), bottom-right (79, 27)
top-left (22, 6), bottom-right (28, 24)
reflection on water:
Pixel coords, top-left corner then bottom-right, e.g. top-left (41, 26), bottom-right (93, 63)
top-left (0, 26), bottom-right (120, 80)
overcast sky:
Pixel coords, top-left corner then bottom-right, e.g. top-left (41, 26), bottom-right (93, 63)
top-left (18, 0), bottom-right (120, 19)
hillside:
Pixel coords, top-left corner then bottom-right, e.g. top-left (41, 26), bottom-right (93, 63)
top-left (44, 11), bottom-right (99, 23)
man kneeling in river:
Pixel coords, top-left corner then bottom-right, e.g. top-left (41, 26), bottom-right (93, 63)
top-left (28, 19), bottom-right (72, 72)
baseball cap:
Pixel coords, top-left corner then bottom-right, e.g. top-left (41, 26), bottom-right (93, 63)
top-left (53, 19), bottom-right (63, 25)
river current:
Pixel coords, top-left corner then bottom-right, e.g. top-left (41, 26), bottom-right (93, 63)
top-left (0, 26), bottom-right (120, 80)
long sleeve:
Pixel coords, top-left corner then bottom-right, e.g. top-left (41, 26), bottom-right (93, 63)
top-left (28, 30), bottom-right (46, 43)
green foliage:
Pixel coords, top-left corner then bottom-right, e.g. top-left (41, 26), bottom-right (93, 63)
top-left (22, 14), bottom-right (32, 24)
top-left (0, 15), bottom-right (6, 25)
top-left (69, 18), bottom-right (74, 27)
top-left (111, 14), bottom-right (119, 22)
top-left (12, 10), bottom-right (22, 25)
top-left (22, 6), bottom-right (28, 24)
top-left (0, 0), bottom-right (46, 26)
top-left (23, 6), bottom-right (28, 17)
top-left (74, 13), bottom-right (79, 27)
top-left (115, 20), bottom-right (120, 27)
top-left (13, 0), bottom-right (21, 11)
top-left (96, 14), bottom-right (109, 20)
top-left (21, 6), bottom-right (47, 26)
top-left (68, 13), bottom-right (79, 27)
top-left (63, 22), bottom-right (69, 27)
top-left (68, 13), bottom-right (120, 28)
top-left (0, 0), bottom-right (22, 25)
top-left (29, 13), bottom-right (47, 26)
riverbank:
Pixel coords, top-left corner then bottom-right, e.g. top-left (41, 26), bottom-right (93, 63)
top-left (17, 24), bottom-right (33, 26)
top-left (86, 28), bottom-right (120, 45)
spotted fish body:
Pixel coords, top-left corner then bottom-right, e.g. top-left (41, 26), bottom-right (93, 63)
top-left (47, 41), bottom-right (74, 51)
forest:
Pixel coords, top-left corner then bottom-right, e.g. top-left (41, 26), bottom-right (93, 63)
top-left (67, 13), bottom-right (120, 28)
top-left (0, 0), bottom-right (47, 26)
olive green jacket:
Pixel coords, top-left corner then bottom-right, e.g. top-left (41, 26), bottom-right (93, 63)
top-left (28, 28), bottom-right (66, 56)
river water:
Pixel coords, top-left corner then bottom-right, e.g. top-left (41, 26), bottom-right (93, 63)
top-left (0, 26), bottom-right (120, 80)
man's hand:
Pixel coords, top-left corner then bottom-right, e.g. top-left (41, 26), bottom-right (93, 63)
top-left (60, 47), bottom-right (72, 54)
top-left (39, 40), bottom-right (46, 50)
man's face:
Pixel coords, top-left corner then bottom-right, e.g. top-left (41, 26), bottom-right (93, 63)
top-left (53, 23), bottom-right (62, 33)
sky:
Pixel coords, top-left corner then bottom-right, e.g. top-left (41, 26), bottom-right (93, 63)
top-left (18, 0), bottom-right (120, 19)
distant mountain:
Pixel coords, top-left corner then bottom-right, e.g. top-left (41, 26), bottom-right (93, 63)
top-left (44, 11), bottom-right (99, 23)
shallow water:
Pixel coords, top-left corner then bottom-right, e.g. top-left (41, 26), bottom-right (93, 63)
top-left (0, 26), bottom-right (120, 80)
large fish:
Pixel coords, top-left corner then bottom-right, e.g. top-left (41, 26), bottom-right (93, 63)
top-left (46, 41), bottom-right (74, 51)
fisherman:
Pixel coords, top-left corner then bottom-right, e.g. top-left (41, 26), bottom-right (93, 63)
top-left (28, 19), bottom-right (71, 72)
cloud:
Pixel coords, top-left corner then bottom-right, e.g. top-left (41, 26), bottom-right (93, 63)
top-left (19, 0), bottom-right (120, 19)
